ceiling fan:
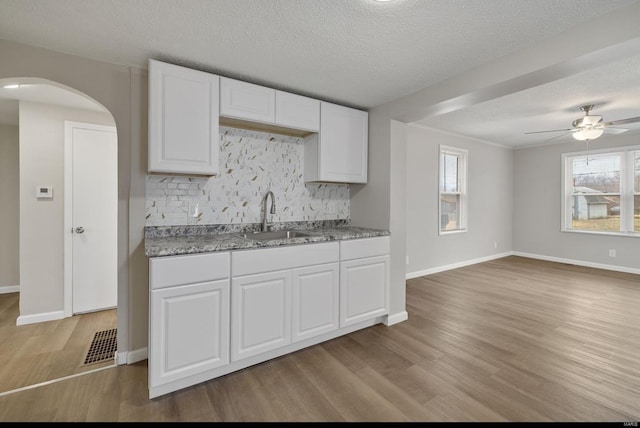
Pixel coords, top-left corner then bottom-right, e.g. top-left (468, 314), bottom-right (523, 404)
top-left (524, 104), bottom-right (640, 142)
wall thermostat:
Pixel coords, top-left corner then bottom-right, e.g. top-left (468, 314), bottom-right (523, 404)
top-left (36, 186), bottom-right (53, 199)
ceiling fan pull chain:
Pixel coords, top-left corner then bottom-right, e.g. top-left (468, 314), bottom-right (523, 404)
top-left (586, 139), bottom-right (590, 165)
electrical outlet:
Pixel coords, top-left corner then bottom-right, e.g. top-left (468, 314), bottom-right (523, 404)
top-left (494, 241), bottom-right (498, 249)
top-left (609, 249), bottom-right (616, 257)
top-left (406, 256), bottom-right (410, 265)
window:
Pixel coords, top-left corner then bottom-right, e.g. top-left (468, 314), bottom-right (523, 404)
top-left (439, 145), bottom-right (467, 234)
top-left (562, 146), bottom-right (640, 235)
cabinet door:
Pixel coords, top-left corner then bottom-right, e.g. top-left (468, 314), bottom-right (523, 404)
top-left (304, 102), bottom-right (369, 183)
top-left (149, 279), bottom-right (230, 390)
top-left (340, 255), bottom-right (389, 328)
top-left (231, 270), bottom-right (291, 361)
top-left (275, 90), bottom-right (320, 132)
top-left (148, 59), bottom-right (220, 175)
top-left (319, 102), bottom-right (368, 183)
top-left (291, 263), bottom-right (339, 343)
top-left (220, 77), bottom-right (275, 124)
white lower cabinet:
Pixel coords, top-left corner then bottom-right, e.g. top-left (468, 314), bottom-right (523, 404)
top-left (340, 256), bottom-right (389, 327)
top-left (230, 269), bottom-right (292, 362)
top-left (339, 236), bottom-right (390, 328)
top-left (148, 252), bottom-right (230, 398)
top-left (292, 263), bottom-right (339, 343)
top-left (230, 242), bottom-right (339, 362)
top-left (148, 236), bottom-right (390, 398)
top-left (150, 280), bottom-right (229, 388)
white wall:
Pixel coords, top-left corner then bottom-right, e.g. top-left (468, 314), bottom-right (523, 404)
top-left (513, 134), bottom-right (640, 272)
top-left (0, 123), bottom-right (19, 289)
top-left (351, 2), bottom-right (640, 325)
top-left (405, 125), bottom-right (513, 276)
top-left (18, 101), bottom-right (115, 318)
top-left (2, 38), bottom-right (140, 360)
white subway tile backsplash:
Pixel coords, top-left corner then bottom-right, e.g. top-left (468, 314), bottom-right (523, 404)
top-left (145, 126), bottom-right (349, 226)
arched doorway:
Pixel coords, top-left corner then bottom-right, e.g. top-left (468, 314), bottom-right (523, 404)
top-left (0, 77), bottom-right (120, 393)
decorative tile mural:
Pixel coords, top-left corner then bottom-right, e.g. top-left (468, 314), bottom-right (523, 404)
top-left (145, 126), bottom-right (350, 226)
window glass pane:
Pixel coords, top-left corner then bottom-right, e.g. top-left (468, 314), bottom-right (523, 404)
top-left (441, 153), bottom-right (459, 192)
top-left (635, 151), bottom-right (640, 192)
top-left (571, 154), bottom-right (620, 194)
top-left (635, 195), bottom-right (640, 233)
top-left (441, 194), bottom-right (461, 231)
top-left (571, 194), bottom-right (620, 232)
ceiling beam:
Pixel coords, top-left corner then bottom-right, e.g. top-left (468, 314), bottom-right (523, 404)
top-left (382, 1), bottom-right (640, 124)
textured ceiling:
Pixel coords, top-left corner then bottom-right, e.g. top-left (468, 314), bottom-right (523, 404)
top-left (0, 0), bottom-right (636, 110)
top-left (414, 53), bottom-right (640, 148)
top-left (1, 0), bottom-right (640, 147)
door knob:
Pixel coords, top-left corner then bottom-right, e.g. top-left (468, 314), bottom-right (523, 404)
top-left (74, 226), bottom-right (85, 234)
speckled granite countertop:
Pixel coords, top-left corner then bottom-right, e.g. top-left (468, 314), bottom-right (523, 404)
top-left (145, 220), bottom-right (390, 257)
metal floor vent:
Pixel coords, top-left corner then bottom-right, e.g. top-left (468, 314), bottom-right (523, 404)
top-left (84, 328), bottom-right (117, 365)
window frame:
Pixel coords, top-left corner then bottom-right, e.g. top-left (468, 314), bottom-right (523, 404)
top-left (438, 145), bottom-right (468, 235)
top-left (561, 145), bottom-right (640, 237)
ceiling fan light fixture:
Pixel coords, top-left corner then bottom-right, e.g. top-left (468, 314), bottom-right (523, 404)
top-left (572, 127), bottom-right (604, 141)
top-left (526, 104), bottom-right (640, 142)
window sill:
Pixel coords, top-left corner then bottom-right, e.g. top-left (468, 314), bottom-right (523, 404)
top-left (439, 228), bottom-right (467, 236)
top-left (561, 229), bottom-right (640, 238)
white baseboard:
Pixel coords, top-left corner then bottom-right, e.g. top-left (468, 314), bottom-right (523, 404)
top-left (406, 252), bottom-right (512, 279)
top-left (512, 251), bottom-right (640, 275)
top-left (406, 250), bottom-right (640, 278)
top-left (0, 285), bottom-right (19, 294)
top-left (384, 311), bottom-right (408, 326)
top-left (124, 347), bottom-right (148, 365)
top-left (16, 310), bottom-right (65, 326)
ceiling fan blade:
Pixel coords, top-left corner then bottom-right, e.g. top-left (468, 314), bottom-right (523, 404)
top-left (603, 127), bottom-right (629, 135)
top-left (602, 116), bottom-right (640, 126)
top-left (524, 128), bottom-right (573, 135)
top-left (543, 131), bottom-right (573, 142)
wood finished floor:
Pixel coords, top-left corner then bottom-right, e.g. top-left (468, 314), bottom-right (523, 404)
top-left (0, 292), bottom-right (117, 393)
top-left (0, 256), bottom-right (638, 422)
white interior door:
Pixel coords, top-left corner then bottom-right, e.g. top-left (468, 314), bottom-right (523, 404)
top-left (65, 121), bottom-right (117, 315)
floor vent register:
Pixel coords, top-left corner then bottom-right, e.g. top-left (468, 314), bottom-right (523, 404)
top-left (84, 328), bottom-right (117, 365)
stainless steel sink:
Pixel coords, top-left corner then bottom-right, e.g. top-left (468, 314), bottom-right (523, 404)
top-left (239, 230), bottom-right (310, 241)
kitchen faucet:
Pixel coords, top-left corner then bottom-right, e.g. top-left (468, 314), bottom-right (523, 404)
top-left (262, 191), bottom-right (276, 232)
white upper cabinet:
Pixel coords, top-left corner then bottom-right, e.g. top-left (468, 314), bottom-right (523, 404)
top-left (148, 59), bottom-right (220, 175)
top-left (275, 91), bottom-right (320, 132)
top-left (220, 77), bottom-right (275, 124)
top-left (304, 101), bottom-right (368, 184)
top-left (148, 60), bottom-right (366, 180)
top-left (220, 78), bottom-right (319, 134)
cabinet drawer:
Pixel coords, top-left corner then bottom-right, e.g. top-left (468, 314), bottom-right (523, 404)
top-left (340, 236), bottom-right (390, 261)
top-left (232, 242), bottom-right (339, 277)
top-left (150, 252), bottom-right (230, 289)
